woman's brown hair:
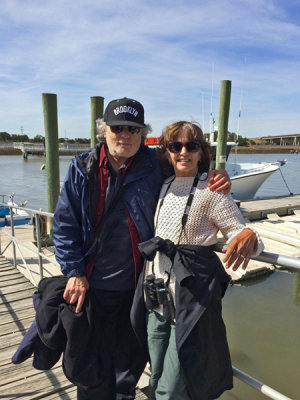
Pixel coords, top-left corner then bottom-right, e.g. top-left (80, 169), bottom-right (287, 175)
top-left (157, 121), bottom-right (211, 177)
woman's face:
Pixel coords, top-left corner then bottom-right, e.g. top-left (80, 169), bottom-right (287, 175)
top-left (167, 131), bottom-right (202, 177)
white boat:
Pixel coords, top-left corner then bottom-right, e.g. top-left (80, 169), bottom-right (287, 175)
top-left (228, 161), bottom-right (282, 200)
top-left (0, 193), bottom-right (31, 227)
top-left (210, 142), bottom-right (285, 201)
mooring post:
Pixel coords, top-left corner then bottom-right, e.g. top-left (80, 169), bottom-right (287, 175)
top-left (90, 96), bottom-right (104, 148)
top-left (215, 80), bottom-right (231, 170)
top-left (42, 93), bottom-right (60, 225)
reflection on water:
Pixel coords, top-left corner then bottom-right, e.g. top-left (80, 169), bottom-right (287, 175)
top-left (293, 272), bottom-right (300, 306)
top-left (221, 271), bottom-right (300, 400)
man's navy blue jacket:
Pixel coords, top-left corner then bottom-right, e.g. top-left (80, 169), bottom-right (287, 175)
top-left (12, 143), bottom-right (164, 387)
top-left (52, 143), bottom-right (164, 280)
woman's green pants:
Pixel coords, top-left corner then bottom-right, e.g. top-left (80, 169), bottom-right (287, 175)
top-left (146, 310), bottom-right (191, 400)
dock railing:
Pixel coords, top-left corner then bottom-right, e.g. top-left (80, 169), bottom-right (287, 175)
top-left (0, 202), bottom-right (59, 285)
top-left (0, 202), bottom-right (298, 400)
top-left (215, 243), bottom-right (300, 272)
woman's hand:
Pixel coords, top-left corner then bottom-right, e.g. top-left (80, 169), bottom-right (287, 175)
top-left (208, 169), bottom-right (231, 194)
top-left (222, 228), bottom-right (257, 271)
top-left (63, 276), bottom-right (89, 313)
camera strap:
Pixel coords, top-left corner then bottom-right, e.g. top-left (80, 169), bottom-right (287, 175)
top-left (152, 172), bottom-right (201, 282)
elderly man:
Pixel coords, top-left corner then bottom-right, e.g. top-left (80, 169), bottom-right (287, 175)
top-left (52, 97), bottom-right (242, 400)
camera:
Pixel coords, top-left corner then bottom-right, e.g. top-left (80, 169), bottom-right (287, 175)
top-left (144, 274), bottom-right (175, 320)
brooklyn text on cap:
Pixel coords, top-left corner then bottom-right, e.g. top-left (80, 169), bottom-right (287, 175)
top-left (104, 97), bottom-right (146, 128)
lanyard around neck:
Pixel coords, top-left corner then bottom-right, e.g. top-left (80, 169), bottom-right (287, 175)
top-left (151, 172), bottom-right (201, 282)
top-left (154, 172), bottom-right (200, 244)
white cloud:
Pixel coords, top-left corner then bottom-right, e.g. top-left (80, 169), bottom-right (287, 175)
top-left (0, 0), bottom-right (299, 138)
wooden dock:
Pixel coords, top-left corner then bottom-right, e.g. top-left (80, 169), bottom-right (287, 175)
top-left (0, 254), bottom-right (149, 399)
top-left (239, 194), bottom-right (300, 221)
top-left (12, 143), bottom-right (91, 160)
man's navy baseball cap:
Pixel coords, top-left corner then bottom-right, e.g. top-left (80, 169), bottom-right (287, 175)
top-left (104, 97), bottom-right (146, 128)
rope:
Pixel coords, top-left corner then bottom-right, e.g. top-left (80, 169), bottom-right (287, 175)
top-left (278, 167), bottom-right (293, 195)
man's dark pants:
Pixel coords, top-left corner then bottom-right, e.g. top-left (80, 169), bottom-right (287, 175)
top-left (77, 289), bottom-right (145, 400)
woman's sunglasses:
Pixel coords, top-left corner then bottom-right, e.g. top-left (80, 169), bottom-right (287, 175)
top-left (167, 141), bottom-right (200, 153)
top-left (110, 125), bottom-right (142, 135)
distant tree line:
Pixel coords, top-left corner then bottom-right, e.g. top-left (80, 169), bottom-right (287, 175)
top-left (0, 132), bottom-right (90, 144)
top-left (1, 130), bottom-right (260, 147)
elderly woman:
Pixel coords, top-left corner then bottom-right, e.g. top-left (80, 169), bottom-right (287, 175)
top-left (131, 121), bottom-right (263, 400)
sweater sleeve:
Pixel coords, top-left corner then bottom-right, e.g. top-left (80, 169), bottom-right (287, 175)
top-left (211, 192), bottom-right (264, 256)
top-left (52, 161), bottom-right (88, 277)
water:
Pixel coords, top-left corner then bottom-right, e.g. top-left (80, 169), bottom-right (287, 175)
top-left (227, 152), bottom-right (300, 199)
top-left (1, 153), bottom-right (299, 210)
top-left (0, 155), bottom-right (73, 210)
top-left (0, 153), bottom-right (300, 399)
top-left (221, 271), bottom-right (300, 400)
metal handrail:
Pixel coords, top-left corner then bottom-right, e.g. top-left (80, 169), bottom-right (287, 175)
top-left (0, 202), bottom-right (56, 286)
top-left (215, 243), bottom-right (300, 272)
top-left (0, 203), bottom-right (297, 399)
top-left (233, 367), bottom-right (292, 400)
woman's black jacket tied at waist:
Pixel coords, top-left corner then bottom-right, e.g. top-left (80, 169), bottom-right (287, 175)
top-left (131, 236), bottom-right (234, 400)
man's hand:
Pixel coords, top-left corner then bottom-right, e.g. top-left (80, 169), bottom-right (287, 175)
top-left (222, 228), bottom-right (257, 271)
top-left (63, 276), bottom-right (89, 313)
top-left (208, 169), bottom-right (231, 194)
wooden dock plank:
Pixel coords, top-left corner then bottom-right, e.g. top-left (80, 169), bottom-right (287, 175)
top-left (0, 288), bottom-right (36, 305)
top-left (0, 296), bottom-right (35, 314)
top-left (0, 274), bottom-right (29, 284)
top-left (0, 343), bottom-right (25, 365)
top-left (1, 315), bottom-right (34, 336)
top-left (0, 328), bottom-right (31, 349)
top-left (37, 386), bottom-right (77, 400)
top-left (0, 281), bottom-right (37, 295)
top-left (0, 357), bottom-right (48, 385)
top-left (0, 265), bottom-right (17, 272)
top-left (240, 194), bottom-right (300, 221)
top-left (0, 365), bottom-right (72, 399)
top-left (0, 307), bottom-right (35, 325)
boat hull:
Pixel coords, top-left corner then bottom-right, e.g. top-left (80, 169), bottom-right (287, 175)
top-left (229, 164), bottom-right (279, 200)
top-left (0, 203), bottom-right (31, 227)
top-left (0, 214), bottom-right (31, 227)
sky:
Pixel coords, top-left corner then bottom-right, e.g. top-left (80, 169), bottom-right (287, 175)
top-left (0, 0), bottom-right (300, 140)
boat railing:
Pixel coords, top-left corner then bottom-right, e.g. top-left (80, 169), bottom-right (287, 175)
top-left (0, 194), bottom-right (10, 203)
top-left (0, 202), bottom-right (298, 400)
top-left (229, 162), bottom-right (280, 176)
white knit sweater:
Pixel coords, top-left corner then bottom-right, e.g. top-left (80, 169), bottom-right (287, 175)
top-left (147, 175), bottom-right (264, 314)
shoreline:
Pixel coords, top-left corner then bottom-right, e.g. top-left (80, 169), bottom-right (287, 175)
top-left (0, 148), bottom-right (22, 155)
top-left (0, 145), bottom-right (300, 156)
top-left (0, 149), bottom-right (83, 156)
top-left (230, 145), bottom-right (300, 154)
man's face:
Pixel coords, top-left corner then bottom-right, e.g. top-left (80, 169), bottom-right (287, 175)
top-left (104, 125), bottom-right (142, 160)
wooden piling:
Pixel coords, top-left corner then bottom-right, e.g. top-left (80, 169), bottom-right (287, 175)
top-left (42, 93), bottom-right (60, 215)
top-left (216, 80), bottom-right (231, 170)
top-left (90, 96), bottom-right (104, 148)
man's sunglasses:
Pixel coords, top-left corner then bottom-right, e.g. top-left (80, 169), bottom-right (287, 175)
top-left (167, 141), bottom-right (200, 153)
top-left (110, 125), bottom-right (142, 135)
